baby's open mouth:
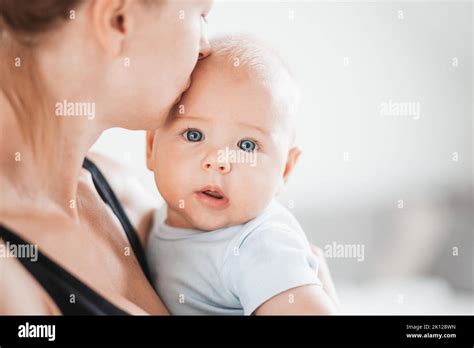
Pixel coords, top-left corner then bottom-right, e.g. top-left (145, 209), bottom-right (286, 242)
top-left (201, 190), bottom-right (224, 199)
top-left (195, 186), bottom-right (229, 210)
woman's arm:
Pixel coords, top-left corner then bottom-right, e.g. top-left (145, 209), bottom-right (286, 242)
top-left (309, 244), bottom-right (341, 310)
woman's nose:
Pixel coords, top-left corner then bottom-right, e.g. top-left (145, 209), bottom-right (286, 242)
top-left (202, 154), bottom-right (231, 174)
top-left (198, 31), bottom-right (211, 60)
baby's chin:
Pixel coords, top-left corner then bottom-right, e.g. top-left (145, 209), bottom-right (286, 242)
top-left (186, 210), bottom-right (256, 232)
top-left (188, 215), bottom-right (236, 232)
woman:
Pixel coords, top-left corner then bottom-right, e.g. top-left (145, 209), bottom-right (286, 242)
top-left (0, 0), bottom-right (339, 315)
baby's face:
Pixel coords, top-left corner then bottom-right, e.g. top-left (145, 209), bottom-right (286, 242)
top-left (147, 58), bottom-right (297, 231)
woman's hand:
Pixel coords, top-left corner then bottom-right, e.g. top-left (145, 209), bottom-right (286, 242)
top-left (310, 244), bottom-right (341, 312)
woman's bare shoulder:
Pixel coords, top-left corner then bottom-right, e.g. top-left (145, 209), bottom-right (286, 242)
top-left (0, 240), bottom-right (60, 315)
top-left (85, 152), bottom-right (160, 246)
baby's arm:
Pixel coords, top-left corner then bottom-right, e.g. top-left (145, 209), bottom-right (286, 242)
top-left (254, 284), bottom-right (339, 315)
top-left (256, 242), bottom-right (342, 314)
top-left (227, 219), bottom-right (341, 315)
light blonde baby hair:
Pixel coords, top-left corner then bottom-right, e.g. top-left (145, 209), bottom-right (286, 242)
top-left (210, 33), bottom-right (301, 146)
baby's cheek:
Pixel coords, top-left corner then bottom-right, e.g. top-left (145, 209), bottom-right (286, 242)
top-left (254, 174), bottom-right (279, 207)
top-left (233, 164), bottom-right (278, 215)
top-left (154, 149), bottom-right (186, 202)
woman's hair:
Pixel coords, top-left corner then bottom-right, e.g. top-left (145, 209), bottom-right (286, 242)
top-left (0, 0), bottom-right (83, 151)
top-left (0, 0), bottom-right (82, 38)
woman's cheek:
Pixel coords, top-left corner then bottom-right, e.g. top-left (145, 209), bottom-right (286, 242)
top-left (184, 20), bottom-right (203, 70)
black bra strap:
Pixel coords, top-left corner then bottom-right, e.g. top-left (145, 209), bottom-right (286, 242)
top-left (82, 157), bottom-right (152, 284)
top-left (0, 224), bottom-right (128, 315)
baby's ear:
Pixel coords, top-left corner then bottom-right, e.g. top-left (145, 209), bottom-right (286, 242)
top-left (282, 147), bottom-right (302, 184)
top-left (146, 130), bottom-right (156, 171)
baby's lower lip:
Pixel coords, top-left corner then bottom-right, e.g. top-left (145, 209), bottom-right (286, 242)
top-left (195, 191), bottom-right (229, 210)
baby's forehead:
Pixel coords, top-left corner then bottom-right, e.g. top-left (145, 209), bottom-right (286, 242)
top-left (196, 41), bottom-right (295, 111)
top-left (169, 35), bottom-right (298, 144)
top-left (186, 58), bottom-right (292, 130)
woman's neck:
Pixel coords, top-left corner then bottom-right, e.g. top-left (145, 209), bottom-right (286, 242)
top-left (0, 92), bottom-right (102, 221)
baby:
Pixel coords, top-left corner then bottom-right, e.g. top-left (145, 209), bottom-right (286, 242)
top-left (145, 35), bottom-right (336, 315)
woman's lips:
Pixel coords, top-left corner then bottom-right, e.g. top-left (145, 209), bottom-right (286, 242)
top-left (174, 93), bottom-right (184, 105)
top-left (195, 186), bottom-right (229, 210)
top-left (174, 80), bottom-right (192, 104)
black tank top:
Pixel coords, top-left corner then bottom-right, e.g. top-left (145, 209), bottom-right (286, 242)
top-left (0, 158), bottom-right (152, 315)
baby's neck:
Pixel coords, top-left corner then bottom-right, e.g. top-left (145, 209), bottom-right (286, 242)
top-left (165, 206), bottom-right (196, 229)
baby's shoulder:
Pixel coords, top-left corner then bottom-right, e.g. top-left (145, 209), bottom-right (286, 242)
top-left (231, 200), bottom-right (307, 250)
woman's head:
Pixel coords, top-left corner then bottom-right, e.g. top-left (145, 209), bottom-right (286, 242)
top-left (0, 0), bottom-right (213, 134)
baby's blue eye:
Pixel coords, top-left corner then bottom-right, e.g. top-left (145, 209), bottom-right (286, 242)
top-left (183, 129), bottom-right (204, 142)
top-left (238, 139), bottom-right (257, 152)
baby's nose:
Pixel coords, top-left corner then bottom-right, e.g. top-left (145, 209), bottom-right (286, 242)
top-left (202, 157), bottom-right (231, 174)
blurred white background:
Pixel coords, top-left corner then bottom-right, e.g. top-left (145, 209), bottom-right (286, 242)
top-left (91, 0), bottom-right (473, 314)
